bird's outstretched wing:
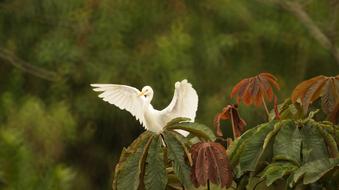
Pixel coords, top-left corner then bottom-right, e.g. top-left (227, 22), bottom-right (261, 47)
top-left (161, 79), bottom-right (199, 123)
top-left (91, 84), bottom-right (146, 127)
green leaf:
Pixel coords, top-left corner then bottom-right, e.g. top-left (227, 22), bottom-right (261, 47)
top-left (269, 99), bottom-right (303, 120)
top-left (144, 135), bottom-right (167, 190)
top-left (163, 131), bottom-right (192, 189)
top-left (166, 122), bottom-right (216, 141)
top-left (290, 158), bottom-right (339, 186)
top-left (170, 131), bottom-right (192, 165)
top-left (273, 120), bottom-right (301, 165)
top-left (238, 121), bottom-right (276, 175)
top-left (261, 161), bottom-right (298, 186)
top-left (113, 131), bottom-right (153, 190)
top-left (315, 122), bottom-right (339, 158)
top-left (301, 122), bottom-right (328, 163)
top-left (263, 121), bottom-right (286, 149)
top-left (227, 126), bottom-right (256, 166)
top-left (165, 117), bottom-right (191, 127)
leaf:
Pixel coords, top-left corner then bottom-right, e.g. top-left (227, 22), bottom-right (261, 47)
top-left (263, 120), bottom-right (285, 149)
top-left (290, 158), bottom-right (339, 186)
top-left (301, 122), bottom-right (328, 163)
top-left (270, 99), bottom-right (304, 120)
top-left (170, 131), bottom-right (193, 166)
top-left (166, 121), bottom-right (216, 141)
top-left (165, 117), bottom-right (191, 128)
top-left (190, 142), bottom-right (233, 188)
top-left (113, 131), bottom-right (153, 190)
top-left (238, 121), bottom-right (276, 175)
top-left (273, 120), bottom-right (301, 165)
top-left (227, 126), bottom-right (256, 166)
top-left (163, 131), bottom-right (192, 189)
top-left (214, 104), bottom-right (246, 137)
top-left (315, 122), bottom-right (339, 158)
top-left (230, 73), bottom-right (280, 107)
top-left (144, 135), bottom-right (167, 190)
top-left (291, 75), bottom-right (339, 123)
top-left (261, 161), bottom-right (298, 186)
top-left (321, 78), bottom-right (337, 114)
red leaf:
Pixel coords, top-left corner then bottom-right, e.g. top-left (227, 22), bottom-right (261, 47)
top-left (191, 142), bottom-right (233, 188)
top-left (291, 75), bottom-right (339, 123)
top-left (230, 73), bottom-right (280, 107)
top-left (214, 104), bottom-right (246, 138)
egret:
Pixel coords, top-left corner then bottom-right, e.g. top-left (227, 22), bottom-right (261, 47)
top-left (90, 79), bottom-right (198, 136)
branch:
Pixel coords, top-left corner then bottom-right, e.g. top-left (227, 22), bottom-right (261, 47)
top-left (263, 0), bottom-right (339, 65)
top-left (0, 49), bottom-right (61, 81)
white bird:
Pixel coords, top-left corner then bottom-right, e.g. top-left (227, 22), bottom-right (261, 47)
top-left (90, 79), bottom-right (198, 136)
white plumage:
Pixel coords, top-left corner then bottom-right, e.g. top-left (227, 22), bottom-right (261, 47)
top-left (90, 79), bottom-right (198, 136)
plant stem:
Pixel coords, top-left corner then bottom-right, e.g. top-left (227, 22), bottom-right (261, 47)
top-left (261, 95), bottom-right (270, 120)
top-left (229, 109), bottom-right (237, 139)
top-left (207, 180), bottom-right (210, 190)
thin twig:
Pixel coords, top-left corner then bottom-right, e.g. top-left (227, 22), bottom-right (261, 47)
top-left (0, 48), bottom-right (60, 81)
top-left (229, 109), bottom-right (237, 139)
top-left (261, 95), bottom-right (270, 120)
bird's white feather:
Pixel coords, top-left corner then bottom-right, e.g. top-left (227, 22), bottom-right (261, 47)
top-left (90, 84), bottom-right (146, 128)
top-left (160, 79), bottom-right (198, 136)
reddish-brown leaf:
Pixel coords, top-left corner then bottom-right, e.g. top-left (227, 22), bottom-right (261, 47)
top-left (190, 142), bottom-right (233, 188)
top-left (214, 104), bottom-right (246, 138)
top-left (291, 75), bottom-right (326, 103)
top-left (291, 75), bottom-right (339, 123)
top-left (321, 79), bottom-right (337, 114)
top-left (230, 73), bottom-right (280, 107)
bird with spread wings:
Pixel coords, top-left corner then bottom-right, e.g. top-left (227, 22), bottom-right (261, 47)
top-left (91, 79), bottom-right (198, 136)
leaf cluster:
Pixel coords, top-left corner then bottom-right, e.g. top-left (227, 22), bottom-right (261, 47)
top-left (227, 118), bottom-right (339, 189)
top-left (112, 118), bottom-right (217, 190)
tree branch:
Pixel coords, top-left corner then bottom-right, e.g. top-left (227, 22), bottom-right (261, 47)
top-left (263, 0), bottom-right (339, 65)
top-left (0, 49), bottom-right (61, 81)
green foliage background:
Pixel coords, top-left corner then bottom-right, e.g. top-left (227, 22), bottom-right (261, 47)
top-left (0, 0), bottom-right (338, 189)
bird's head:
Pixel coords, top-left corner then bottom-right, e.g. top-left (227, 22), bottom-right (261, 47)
top-left (139, 86), bottom-right (154, 100)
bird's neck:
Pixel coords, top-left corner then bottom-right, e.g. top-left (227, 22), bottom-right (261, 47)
top-left (146, 94), bottom-right (153, 104)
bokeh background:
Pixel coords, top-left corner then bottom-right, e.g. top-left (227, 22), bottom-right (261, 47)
top-left (0, 0), bottom-right (338, 189)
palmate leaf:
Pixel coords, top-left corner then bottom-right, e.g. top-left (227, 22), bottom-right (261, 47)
top-left (273, 120), bottom-right (302, 165)
top-left (113, 131), bottom-right (153, 190)
top-left (238, 121), bottom-right (276, 176)
top-left (163, 131), bottom-right (192, 189)
top-left (315, 122), bottom-right (339, 158)
top-left (227, 126), bottom-right (256, 166)
top-left (214, 104), bottom-right (246, 138)
top-left (165, 121), bottom-right (216, 141)
top-left (291, 75), bottom-right (339, 123)
top-left (112, 118), bottom-right (218, 190)
top-left (229, 117), bottom-right (339, 188)
top-left (261, 161), bottom-right (298, 186)
top-left (230, 73), bottom-right (280, 106)
top-left (190, 142), bottom-right (233, 188)
top-left (269, 99), bottom-right (304, 121)
top-left (301, 122), bottom-right (328, 163)
top-left (290, 158), bottom-right (339, 186)
top-left (144, 135), bottom-right (167, 190)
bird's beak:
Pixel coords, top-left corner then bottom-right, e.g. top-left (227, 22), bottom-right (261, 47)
top-left (138, 91), bottom-right (145, 97)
